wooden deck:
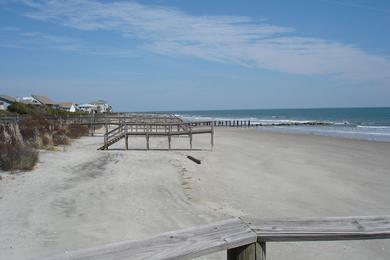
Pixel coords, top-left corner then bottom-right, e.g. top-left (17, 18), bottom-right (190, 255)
top-left (40, 216), bottom-right (390, 260)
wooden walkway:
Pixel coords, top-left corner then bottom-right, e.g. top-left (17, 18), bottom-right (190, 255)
top-left (40, 215), bottom-right (390, 260)
top-left (0, 113), bottom-right (183, 125)
top-left (98, 121), bottom-right (214, 150)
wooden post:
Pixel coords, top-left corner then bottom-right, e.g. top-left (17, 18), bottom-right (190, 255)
top-left (168, 126), bottom-right (172, 150)
top-left (211, 123), bottom-right (214, 149)
top-left (146, 134), bottom-right (150, 150)
top-left (91, 113), bottom-right (95, 136)
top-left (227, 242), bottom-right (265, 260)
top-left (189, 127), bottom-right (193, 150)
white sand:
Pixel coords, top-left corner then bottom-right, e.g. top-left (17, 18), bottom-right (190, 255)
top-left (1, 128), bottom-right (390, 259)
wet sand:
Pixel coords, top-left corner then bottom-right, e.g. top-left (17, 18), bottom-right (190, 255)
top-left (1, 128), bottom-right (390, 259)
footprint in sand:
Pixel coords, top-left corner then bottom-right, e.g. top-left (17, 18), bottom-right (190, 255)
top-left (180, 167), bottom-right (193, 200)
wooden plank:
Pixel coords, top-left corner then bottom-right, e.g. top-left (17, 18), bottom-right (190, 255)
top-left (41, 219), bottom-right (257, 260)
top-left (248, 216), bottom-right (390, 242)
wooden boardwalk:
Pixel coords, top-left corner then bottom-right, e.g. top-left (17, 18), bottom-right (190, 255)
top-left (40, 215), bottom-right (390, 260)
top-left (1, 113), bottom-right (332, 127)
top-left (98, 121), bottom-right (214, 150)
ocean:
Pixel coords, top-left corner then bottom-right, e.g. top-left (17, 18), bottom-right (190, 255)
top-left (171, 107), bottom-right (390, 142)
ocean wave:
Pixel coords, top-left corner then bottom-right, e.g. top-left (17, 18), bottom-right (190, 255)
top-left (334, 121), bottom-right (353, 126)
top-left (258, 125), bottom-right (390, 142)
top-left (356, 125), bottom-right (390, 130)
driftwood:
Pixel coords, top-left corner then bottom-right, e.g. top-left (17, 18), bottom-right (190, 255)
top-left (187, 155), bottom-right (201, 164)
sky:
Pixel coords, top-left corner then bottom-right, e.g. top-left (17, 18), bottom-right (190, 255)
top-left (0, 0), bottom-right (390, 111)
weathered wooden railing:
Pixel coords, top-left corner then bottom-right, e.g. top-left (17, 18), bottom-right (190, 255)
top-left (41, 216), bottom-right (390, 260)
top-left (0, 113), bottom-right (183, 125)
top-left (102, 124), bottom-right (126, 147)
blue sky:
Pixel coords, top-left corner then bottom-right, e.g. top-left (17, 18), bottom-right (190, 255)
top-left (1, 0), bottom-right (390, 111)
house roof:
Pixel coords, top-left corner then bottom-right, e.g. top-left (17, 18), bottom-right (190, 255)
top-left (79, 104), bottom-right (97, 108)
top-left (58, 102), bottom-right (75, 108)
top-left (32, 94), bottom-right (56, 105)
top-left (0, 95), bottom-right (16, 104)
top-left (20, 99), bottom-right (37, 105)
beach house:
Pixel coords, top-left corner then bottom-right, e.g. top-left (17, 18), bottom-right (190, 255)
top-left (31, 94), bottom-right (59, 109)
top-left (18, 96), bottom-right (41, 106)
top-left (90, 100), bottom-right (112, 113)
top-left (0, 95), bottom-right (16, 109)
top-left (58, 102), bottom-right (78, 113)
top-left (78, 103), bottom-right (98, 114)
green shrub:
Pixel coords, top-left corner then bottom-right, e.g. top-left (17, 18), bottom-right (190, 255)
top-left (6, 102), bottom-right (88, 116)
top-left (7, 102), bottom-right (41, 115)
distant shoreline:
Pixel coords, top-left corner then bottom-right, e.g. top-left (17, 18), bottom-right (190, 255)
top-left (172, 107), bottom-right (390, 142)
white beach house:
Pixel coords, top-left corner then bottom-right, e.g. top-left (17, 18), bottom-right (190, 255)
top-left (90, 100), bottom-right (112, 113)
top-left (78, 103), bottom-right (98, 114)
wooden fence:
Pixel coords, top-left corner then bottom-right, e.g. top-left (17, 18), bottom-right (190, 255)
top-left (40, 216), bottom-right (390, 260)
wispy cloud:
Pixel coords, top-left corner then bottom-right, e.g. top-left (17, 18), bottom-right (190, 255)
top-left (0, 29), bottom-right (137, 57)
top-left (7, 0), bottom-right (390, 82)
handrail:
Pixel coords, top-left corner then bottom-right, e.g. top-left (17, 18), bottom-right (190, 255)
top-left (106, 124), bottom-right (124, 136)
top-left (40, 216), bottom-right (390, 260)
top-left (0, 113), bottom-right (183, 122)
top-left (117, 121), bottom-right (212, 127)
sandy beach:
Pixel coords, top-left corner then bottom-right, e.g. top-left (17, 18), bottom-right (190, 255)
top-left (1, 128), bottom-right (390, 259)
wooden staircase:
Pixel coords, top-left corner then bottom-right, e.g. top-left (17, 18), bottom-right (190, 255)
top-left (98, 124), bottom-right (126, 150)
top-left (98, 133), bottom-right (125, 150)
